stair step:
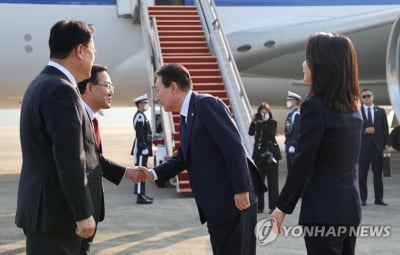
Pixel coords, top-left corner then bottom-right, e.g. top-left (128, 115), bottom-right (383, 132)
top-left (175, 62), bottom-right (219, 69)
top-left (158, 30), bottom-right (205, 36)
top-left (193, 83), bottom-right (225, 90)
top-left (162, 53), bottom-right (211, 56)
top-left (156, 25), bottom-right (203, 31)
top-left (149, 10), bottom-right (198, 16)
top-left (188, 69), bottom-right (221, 76)
top-left (160, 41), bottom-right (208, 47)
top-left (152, 15), bottom-right (200, 21)
top-left (163, 55), bottom-right (217, 62)
top-left (161, 47), bottom-right (210, 54)
top-left (159, 36), bottom-right (206, 42)
top-left (149, 6), bottom-right (197, 11)
top-left (198, 91), bottom-right (227, 97)
top-left (191, 76), bottom-right (223, 83)
top-left (156, 20), bottom-right (202, 26)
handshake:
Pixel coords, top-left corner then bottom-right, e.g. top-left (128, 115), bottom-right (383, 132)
top-left (124, 166), bottom-right (155, 183)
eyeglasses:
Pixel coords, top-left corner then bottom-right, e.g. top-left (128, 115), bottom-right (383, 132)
top-left (94, 83), bottom-right (114, 92)
top-left (361, 94), bottom-right (372, 99)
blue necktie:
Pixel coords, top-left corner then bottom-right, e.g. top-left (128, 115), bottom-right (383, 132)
top-left (180, 115), bottom-right (186, 150)
top-left (367, 107), bottom-right (373, 126)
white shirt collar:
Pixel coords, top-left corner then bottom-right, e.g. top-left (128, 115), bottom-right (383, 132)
top-left (47, 60), bottom-right (77, 88)
top-left (363, 104), bottom-right (374, 110)
top-left (81, 100), bottom-right (95, 121)
top-left (180, 90), bottom-right (193, 118)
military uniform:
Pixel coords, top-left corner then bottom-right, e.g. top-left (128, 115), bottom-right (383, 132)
top-left (132, 94), bottom-right (153, 204)
top-left (284, 91), bottom-right (302, 171)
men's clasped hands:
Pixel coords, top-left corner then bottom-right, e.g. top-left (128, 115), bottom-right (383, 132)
top-left (124, 166), bottom-right (154, 184)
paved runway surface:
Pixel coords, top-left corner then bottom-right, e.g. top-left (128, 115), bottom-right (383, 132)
top-left (1, 123), bottom-right (399, 255)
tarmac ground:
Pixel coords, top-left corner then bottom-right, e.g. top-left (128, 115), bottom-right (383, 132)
top-left (1, 122), bottom-right (399, 255)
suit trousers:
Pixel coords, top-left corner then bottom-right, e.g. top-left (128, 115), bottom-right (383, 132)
top-left (207, 202), bottom-right (257, 255)
top-left (358, 145), bottom-right (384, 202)
top-left (304, 225), bottom-right (357, 255)
top-left (134, 154), bottom-right (148, 194)
top-left (26, 231), bottom-right (81, 255)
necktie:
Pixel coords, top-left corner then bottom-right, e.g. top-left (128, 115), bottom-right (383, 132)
top-left (92, 117), bottom-right (101, 149)
top-left (367, 107), bottom-right (373, 126)
top-left (180, 115), bottom-right (186, 150)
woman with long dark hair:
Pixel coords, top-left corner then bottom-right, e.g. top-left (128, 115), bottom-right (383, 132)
top-left (271, 32), bottom-right (362, 255)
top-left (249, 102), bottom-right (281, 214)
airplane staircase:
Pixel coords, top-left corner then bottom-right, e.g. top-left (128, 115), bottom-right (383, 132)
top-left (140, 0), bottom-right (253, 194)
top-left (149, 5), bottom-right (231, 193)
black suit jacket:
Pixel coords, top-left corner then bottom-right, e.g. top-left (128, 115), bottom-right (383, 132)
top-left (155, 92), bottom-right (267, 224)
top-left (16, 66), bottom-right (95, 234)
top-left (84, 113), bottom-right (126, 223)
top-left (277, 97), bottom-right (362, 225)
top-left (360, 105), bottom-right (390, 151)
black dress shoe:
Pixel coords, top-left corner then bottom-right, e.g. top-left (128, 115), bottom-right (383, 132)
top-left (361, 201), bottom-right (366, 206)
top-left (142, 194), bottom-right (154, 201)
top-left (137, 194), bottom-right (153, 204)
top-left (374, 200), bottom-right (388, 206)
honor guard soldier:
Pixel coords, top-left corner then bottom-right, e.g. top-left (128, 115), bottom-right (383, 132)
top-left (132, 94), bottom-right (153, 204)
top-left (284, 91), bottom-right (302, 172)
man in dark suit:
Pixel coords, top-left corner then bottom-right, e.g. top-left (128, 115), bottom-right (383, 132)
top-left (136, 63), bottom-right (267, 255)
top-left (359, 89), bottom-right (390, 206)
top-left (77, 64), bottom-right (139, 254)
top-left (15, 20), bottom-right (98, 254)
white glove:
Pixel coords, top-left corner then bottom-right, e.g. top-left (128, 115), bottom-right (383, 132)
top-left (142, 149), bottom-right (149, 155)
top-left (288, 146), bottom-right (295, 153)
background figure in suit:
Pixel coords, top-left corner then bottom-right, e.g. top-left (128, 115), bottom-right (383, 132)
top-left (15, 20), bottom-right (97, 254)
top-left (77, 64), bottom-right (139, 254)
top-left (284, 91), bottom-right (302, 171)
top-left (358, 89), bottom-right (390, 206)
top-left (132, 94), bottom-right (153, 204)
top-left (136, 63), bottom-right (267, 255)
top-left (248, 102), bottom-right (280, 214)
top-left (272, 33), bottom-right (362, 255)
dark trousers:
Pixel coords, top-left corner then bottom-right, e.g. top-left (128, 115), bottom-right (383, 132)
top-left (254, 155), bottom-right (279, 211)
top-left (26, 231), bottom-right (81, 255)
top-left (304, 225), bottom-right (357, 255)
top-left (207, 202), bottom-right (257, 255)
top-left (266, 162), bottom-right (279, 210)
top-left (359, 145), bottom-right (384, 202)
top-left (134, 154), bottom-right (148, 195)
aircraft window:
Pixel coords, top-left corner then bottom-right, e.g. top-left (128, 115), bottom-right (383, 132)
top-left (264, 40), bottom-right (275, 48)
top-left (237, 44), bottom-right (251, 52)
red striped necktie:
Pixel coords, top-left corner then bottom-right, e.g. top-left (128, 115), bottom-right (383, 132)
top-left (92, 117), bottom-right (101, 149)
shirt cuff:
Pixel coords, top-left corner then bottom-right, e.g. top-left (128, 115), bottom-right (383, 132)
top-left (150, 168), bottom-right (158, 180)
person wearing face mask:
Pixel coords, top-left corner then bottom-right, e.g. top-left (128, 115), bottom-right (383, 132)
top-left (132, 94), bottom-right (154, 204)
top-left (249, 102), bottom-right (281, 213)
top-left (284, 91), bottom-right (302, 172)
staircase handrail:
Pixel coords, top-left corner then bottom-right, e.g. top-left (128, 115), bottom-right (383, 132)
top-left (140, 0), bottom-right (175, 158)
top-left (195, 0), bottom-right (254, 154)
